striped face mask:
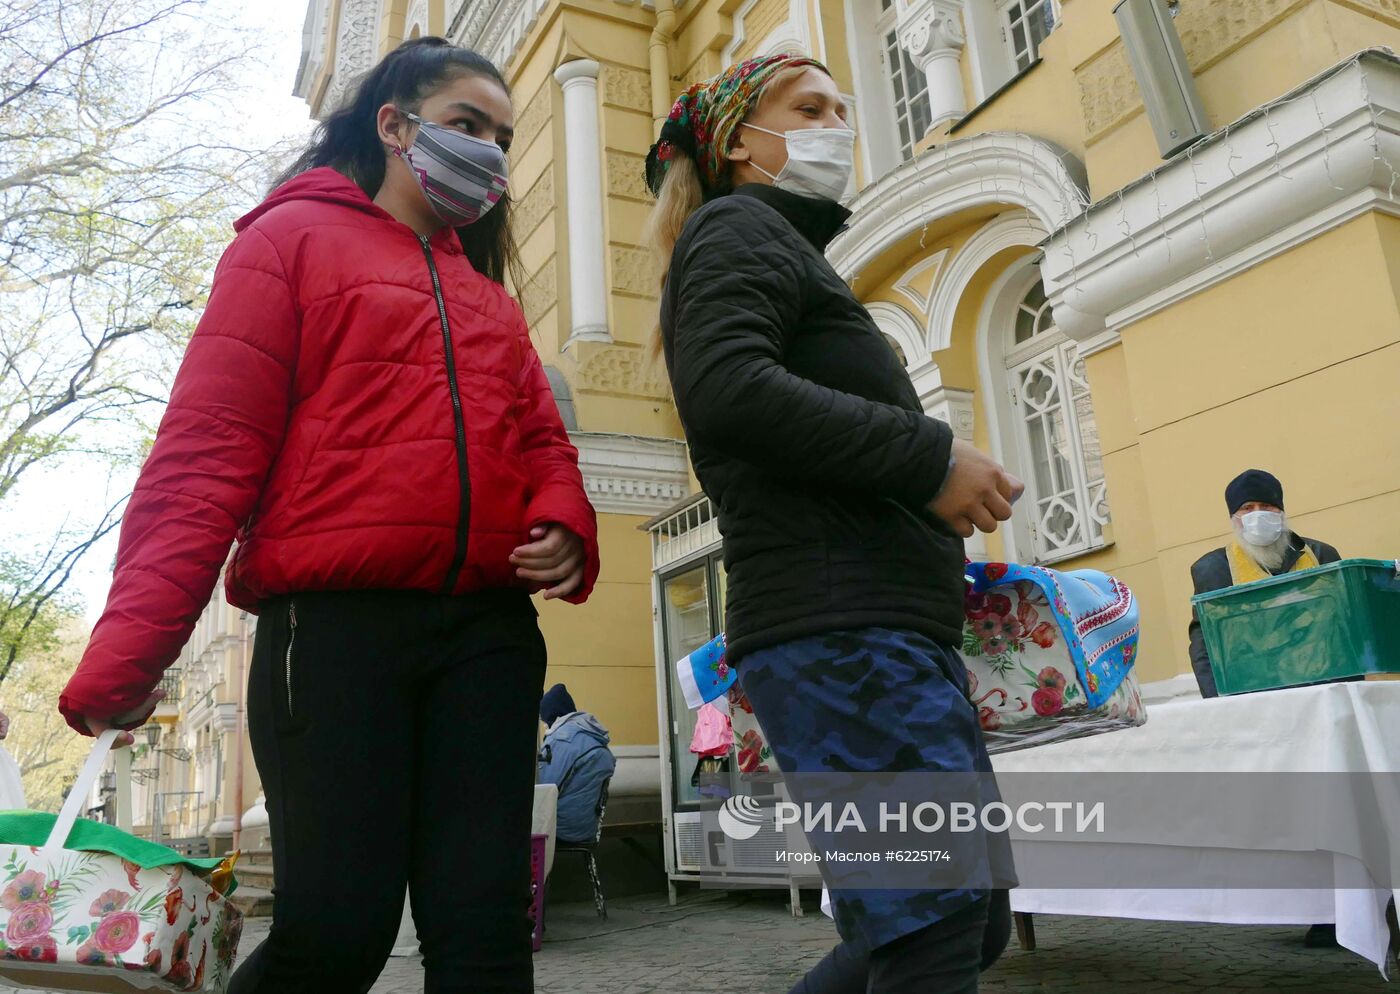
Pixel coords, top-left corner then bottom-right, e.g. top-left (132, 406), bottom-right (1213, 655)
top-left (395, 111), bottom-right (509, 227)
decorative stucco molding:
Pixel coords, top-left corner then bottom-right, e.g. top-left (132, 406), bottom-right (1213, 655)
top-left (601, 65), bottom-right (653, 113)
top-left (572, 433), bottom-right (691, 516)
top-left (610, 245), bottom-right (657, 296)
top-left (928, 210), bottom-right (1046, 352)
top-left (829, 131), bottom-right (1089, 281)
top-left (449, 0), bottom-right (545, 70)
top-left (1043, 50), bottom-right (1400, 355)
top-left (607, 151), bottom-right (653, 201)
top-left (322, 0), bottom-right (379, 115)
top-left (576, 345), bottom-right (670, 398)
top-left (513, 169), bottom-right (555, 242)
top-left (514, 83), bottom-right (552, 154)
top-left (520, 258), bottom-right (558, 327)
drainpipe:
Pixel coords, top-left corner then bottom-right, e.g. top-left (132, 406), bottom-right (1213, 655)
top-left (649, 0), bottom-right (676, 136)
top-left (232, 610), bottom-right (248, 853)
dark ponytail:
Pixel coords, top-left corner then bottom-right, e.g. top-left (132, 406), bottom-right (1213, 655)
top-left (276, 37), bottom-right (521, 288)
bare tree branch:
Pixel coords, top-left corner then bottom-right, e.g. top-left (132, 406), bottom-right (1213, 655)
top-left (0, 0), bottom-right (278, 679)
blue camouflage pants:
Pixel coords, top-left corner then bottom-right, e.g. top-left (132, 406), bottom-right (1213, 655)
top-left (738, 626), bottom-right (1006, 952)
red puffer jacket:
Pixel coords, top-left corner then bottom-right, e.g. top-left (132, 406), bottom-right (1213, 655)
top-left (59, 168), bottom-right (600, 732)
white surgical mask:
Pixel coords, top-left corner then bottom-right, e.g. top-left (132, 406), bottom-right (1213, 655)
top-left (1239, 510), bottom-right (1285, 546)
top-left (742, 123), bottom-right (856, 203)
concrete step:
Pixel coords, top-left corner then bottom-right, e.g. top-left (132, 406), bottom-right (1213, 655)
top-left (234, 847), bottom-right (273, 867)
top-left (236, 864), bottom-right (275, 889)
top-left (230, 885), bottom-right (274, 918)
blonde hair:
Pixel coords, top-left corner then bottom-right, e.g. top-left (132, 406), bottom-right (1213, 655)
top-left (644, 62), bottom-right (810, 360)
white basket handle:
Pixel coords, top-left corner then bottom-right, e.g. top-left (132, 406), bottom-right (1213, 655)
top-left (41, 729), bottom-right (120, 859)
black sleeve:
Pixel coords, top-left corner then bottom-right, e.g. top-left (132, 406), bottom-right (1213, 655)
top-left (665, 201), bottom-right (954, 507)
top-left (1188, 561), bottom-right (1220, 698)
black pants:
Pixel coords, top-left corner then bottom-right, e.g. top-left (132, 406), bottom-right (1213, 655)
top-left (228, 589), bottom-right (547, 994)
top-left (788, 890), bottom-right (1012, 994)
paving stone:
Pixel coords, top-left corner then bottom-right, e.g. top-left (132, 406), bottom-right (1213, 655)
top-left (0, 893), bottom-right (1390, 992)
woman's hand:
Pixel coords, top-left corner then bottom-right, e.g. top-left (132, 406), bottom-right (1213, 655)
top-left (929, 439), bottom-right (1025, 538)
top-left (511, 524), bottom-right (586, 600)
top-left (81, 691), bottom-right (164, 745)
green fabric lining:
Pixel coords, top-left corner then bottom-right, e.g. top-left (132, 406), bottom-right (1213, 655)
top-left (0, 811), bottom-right (237, 894)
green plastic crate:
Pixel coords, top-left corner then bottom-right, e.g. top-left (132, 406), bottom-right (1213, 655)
top-left (1192, 558), bottom-right (1400, 696)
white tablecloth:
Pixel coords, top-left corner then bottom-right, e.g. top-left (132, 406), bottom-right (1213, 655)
top-left (533, 782), bottom-right (559, 878)
top-left (994, 682), bottom-right (1400, 974)
top-left (390, 783), bottom-right (562, 956)
top-left (818, 682), bottom-right (1399, 972)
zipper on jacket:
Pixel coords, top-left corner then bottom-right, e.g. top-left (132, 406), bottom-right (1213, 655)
top-left (285, 601), bottom-right (298, 720)
top-left (419, 235), bottom-right (472, 594)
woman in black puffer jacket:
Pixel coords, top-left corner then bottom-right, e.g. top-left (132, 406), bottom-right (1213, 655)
top-left (645, 53), bottom-right (1022, 994)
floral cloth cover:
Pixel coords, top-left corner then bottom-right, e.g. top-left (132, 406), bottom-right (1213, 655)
top-left (0, 851), bottom-right (241, 992)
top-left (960, 561), bottom-right (1145, 754)
top-left (675, 633), bottom-right (735, 711)
top-left (672, 559), bottom-right (1144, 765)
top-left (727, 685), bottom-right (774, 775)
top-left (0, 730), bottom-right (242, 993)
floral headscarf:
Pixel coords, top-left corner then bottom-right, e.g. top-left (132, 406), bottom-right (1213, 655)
top-left (645, 53), bottom-right (828, 196)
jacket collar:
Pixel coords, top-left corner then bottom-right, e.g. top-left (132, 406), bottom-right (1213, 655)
top-left (731, 184), bottom-right (852, 252)
top-left (1278, 533), bottom-right (1309, 574)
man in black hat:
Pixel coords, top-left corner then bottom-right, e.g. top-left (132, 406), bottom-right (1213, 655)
top-left (537, 684), bottom-right (616, 844)
top-left (1188, 469), bottom-right (1341, 700)
top-left (1187, 470), bottom-right (1342, 950)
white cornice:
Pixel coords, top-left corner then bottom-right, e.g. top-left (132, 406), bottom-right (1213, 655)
top-left (1042, 49), bottom-right (1400, 356)
top-left (829, 131), bottom-right (1089, 281)
top-left (572, 433), bottom-right (690, 517)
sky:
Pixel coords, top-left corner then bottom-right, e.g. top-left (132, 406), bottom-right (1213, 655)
top-left (6, 0), bottom-right (316, 626)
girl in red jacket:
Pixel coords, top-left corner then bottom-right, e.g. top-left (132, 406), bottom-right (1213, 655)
top-left (60, 38), bottom-right (598, 993)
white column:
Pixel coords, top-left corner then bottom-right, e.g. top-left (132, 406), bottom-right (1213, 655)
top-left (553, 59), bottom-right (611, 346)
top-left (901, 7), bottom-right (967, 131)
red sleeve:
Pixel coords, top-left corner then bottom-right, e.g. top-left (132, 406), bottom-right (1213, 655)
top-left (515, 327), bottom-right (599, 604)
top-left (59, 226), bottom-right (298, 734)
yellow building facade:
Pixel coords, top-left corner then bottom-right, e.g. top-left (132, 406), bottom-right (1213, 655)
top-left (295, 0), bottom-right (1400, 687)
top-left (137, 0), bottom-right (1400, 850)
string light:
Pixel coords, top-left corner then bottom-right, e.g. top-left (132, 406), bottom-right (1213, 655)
top-left (1115, 190), bottom-right (1140, 259)
top-left (1263, 106), bottom-right (1293, 181)
top-left (1185, 145), bottom-right (1213, 263)
top-left (1310, 87), bottom-right (1347, 193)
top-left (1358, 64), bottom-right (1400, 201)
top-left (1222, 124), bottom-right (1242, 179)
top-left (1148, 170), bottom-right (1172, 264)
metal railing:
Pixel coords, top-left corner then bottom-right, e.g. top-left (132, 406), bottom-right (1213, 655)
top-left (156, 668), bottom-right (183, 706)
top-left (649, 495), bottom-right (718, 571)
top-left (164, 836), bottom-right (212, 858)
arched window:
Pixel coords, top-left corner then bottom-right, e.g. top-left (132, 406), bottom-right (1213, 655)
top-left (999, 274), bottom-right (1109, 562)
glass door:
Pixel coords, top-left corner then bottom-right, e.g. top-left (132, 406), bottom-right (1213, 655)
top-left (661, 562), bottom-right (715, 808)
